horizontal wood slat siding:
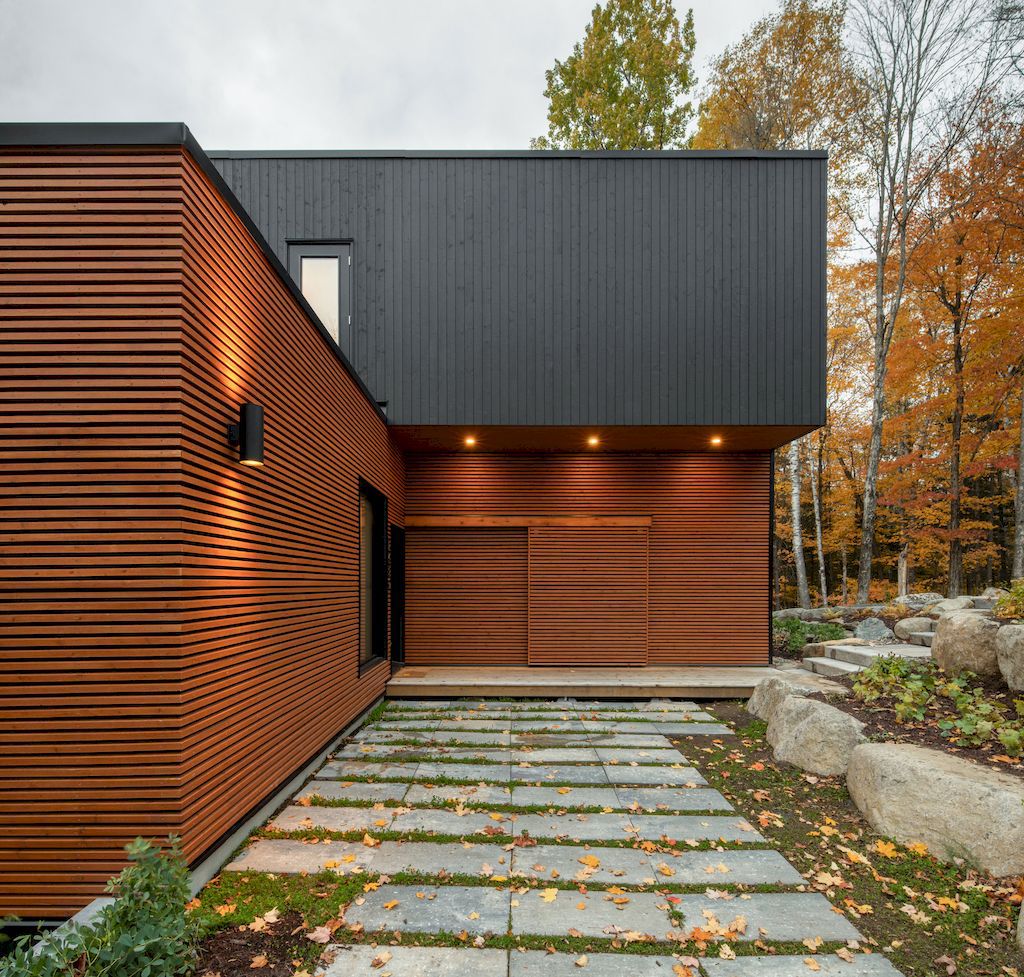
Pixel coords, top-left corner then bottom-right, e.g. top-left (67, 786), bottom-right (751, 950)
top-left (405, 453), bottom-right (770, 666)
top-left (528, 527), bottom-right (648, 666)
top-left (0, 147), bottom-right (188, 917)
top-left (405, 529), bottom-right (528, 665)
top-left (0, 144), bottom-right (404, 919)
top-left (175, 154), bottom-right (404, 867)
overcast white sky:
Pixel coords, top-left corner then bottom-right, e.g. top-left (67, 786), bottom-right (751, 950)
top-left (0, 0), bottom-right (774, 150)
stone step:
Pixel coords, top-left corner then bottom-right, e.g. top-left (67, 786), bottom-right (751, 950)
top-left (801, 656), bottom-right (862, 677)
top-left (820, 643), bottom-right (932, 667)
top-left (908, 630), bottom-right (934, 647)
top-left (972, 597), bottom-right (995, 610)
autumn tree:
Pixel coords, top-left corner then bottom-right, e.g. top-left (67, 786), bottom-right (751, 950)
top-left (531, 0), bottom-right (696, 150)
top-left (846, 0), bottom-right (1013, 602)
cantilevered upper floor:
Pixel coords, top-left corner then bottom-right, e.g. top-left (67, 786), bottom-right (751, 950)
top-left (210, 148), bottom-right (827, 434)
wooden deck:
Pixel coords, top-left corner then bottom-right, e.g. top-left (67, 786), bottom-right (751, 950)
top-left (386, 664), bottom-right (841, 700)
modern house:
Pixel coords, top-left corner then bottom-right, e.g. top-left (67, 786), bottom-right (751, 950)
top-left (0, 123), bottom-right (826, 919)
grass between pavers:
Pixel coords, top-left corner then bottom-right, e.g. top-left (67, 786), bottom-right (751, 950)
top-left (299, 795), bottom-right (728, 817)
top-left (254, 827), bottom-right (775, 852)
top-left (333, 750), bottom-right (689, 766)
top-left (306, 771), bottom-right (707, 789)
top-left (686, 702), bottom-right (1024, 977)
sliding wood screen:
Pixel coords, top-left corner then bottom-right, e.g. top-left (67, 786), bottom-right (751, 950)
top-left (404, 453), bottom-right (770, 666)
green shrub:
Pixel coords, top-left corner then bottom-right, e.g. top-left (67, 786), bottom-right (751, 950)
top-left (2, 837), bottom-right (198, 977)
top-left (853, 657), bottom-right (1024, 756)
top-left (994, 579), bottom-right (1024, 620)
top-left (773, 617), bottom-right (846, 652)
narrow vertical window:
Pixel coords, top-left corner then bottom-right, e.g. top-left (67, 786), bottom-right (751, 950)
top-left (288, 243), bottom-right (351, 347)
top-left (359, 479), bottom-right (388, 668)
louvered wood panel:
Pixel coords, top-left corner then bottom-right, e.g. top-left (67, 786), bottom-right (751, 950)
top-left (527, 527), bottom-right (648, 666)
top-left (405, 529), bottom-right (528, 665)
top-left (405, 453), bottom-right (770, 665)
top-left (0, 143), bottom-right (404, 919)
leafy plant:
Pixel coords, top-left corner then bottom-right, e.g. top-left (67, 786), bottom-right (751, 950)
top-left (772, 617), bottom-right (846, 652)
top-left (994, 579), bottom-right (1024, 620)
top-left (1, 837), bottom-right (198, 977)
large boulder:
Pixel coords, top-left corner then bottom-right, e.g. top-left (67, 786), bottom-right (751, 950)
top-left (893, 616), bottom-right (933, 641)
top-left (996, 624), bottom-right (1024, 692)
top-left (981, 586), bottom-right (1009, 601)
top-left (1018, 905), bottom-right (1024, 957)
top-left (930, 596), bottom-right (976, 614)
top-left (895, 592), bottom-right (944, 611)
top-left (932, 610), bottom-right (1002, 679)
top-left (855, 617), bottom-right (894, 642)
top-left (846, 743), bottom-right (1024, 877)
top-left (767, 697), bottom-right (867, 776)
top-left (747, 674), bottom-right (808, 724)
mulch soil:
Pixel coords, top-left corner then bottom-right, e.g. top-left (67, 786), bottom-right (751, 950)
top-left (809, 676), bottom-right (1024, 782)
top-left (197, 911), bottom-right (313, 977)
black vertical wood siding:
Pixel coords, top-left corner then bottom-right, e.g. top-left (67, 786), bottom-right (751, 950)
top-left (211, 152), bottom-right (827, 428)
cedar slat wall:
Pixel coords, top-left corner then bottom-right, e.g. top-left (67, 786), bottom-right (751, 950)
top-left (405, 453), bottom-right (770, 665)
top-left (405, 529), bottom-right (528, 665)
top-left (527, 527), bottom-right (649, 666)
top-left (0, 145), bottom-right (404, 918)
top-left (0, 147), bottom-right (188, 917)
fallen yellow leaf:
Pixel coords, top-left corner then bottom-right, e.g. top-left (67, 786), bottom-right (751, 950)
top-left (383, 900), bottom-right (399, 910)
top-left (578, 854), bottom-right (601, 868)
top-left (540, 888), bottom-right (558, 902)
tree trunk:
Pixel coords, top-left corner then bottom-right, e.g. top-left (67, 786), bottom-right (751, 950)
top-left (948, 317), bottom-right (965, 597)
top-left (857, 364), bottom-right (886, 602)
top-left (789, 439), bottom-right (811, 609)
top-left (841, 545), bottom-right (848, 604)
top-left (897, 543), bottom-right (909, 597)
top-left (809, 440), bottom-right (828, 606)
top-left (1014, 377), bottom-right (1024, 580)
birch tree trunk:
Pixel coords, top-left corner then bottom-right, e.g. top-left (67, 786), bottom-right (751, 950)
top-left (790, 439), bottom-right (811, 609)
top-left (948, 315), bottom-right (965, 596)
top-left (809, 439), bottom-right (828, 606)
top-left (841, 546), bottom-right (848, 603)
top-left (897, 543), bottom-right (909, 597)
top-left (1014, 378), bottom-right (1024, 580)
top-left (856, 365), bottom-right (886, 602)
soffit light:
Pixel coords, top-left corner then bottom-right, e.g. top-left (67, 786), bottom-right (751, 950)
top-left (587, 435), bottom-right (600, 447)
top-left (227, 403), bottom-right (265, 466)
top-left (710, 435), bottom-right (723, 446)
top-left (464, 435), bottom-right (477, 447)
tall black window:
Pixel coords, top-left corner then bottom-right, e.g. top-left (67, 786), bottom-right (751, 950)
top-left (288, 242), bottom-right (352, 347)
top-left (359, 479), bottom-right (388, 668)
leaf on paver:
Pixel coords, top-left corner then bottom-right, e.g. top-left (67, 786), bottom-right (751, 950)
top-left (802, 960), bottom-right (821, 972)
top-left (468, 912), bottom-right (480, 919)
top-left (374, 819), bottom-right (389, 827)
top-left (803, 937), bottom-right (823, 952)
top-left (835, 948), bottom-right (855, 962)
top-left (704, 889), bottom-right (733, 900)
top-left (656, 862), bottom-right (675, 877)
top-left (362, 834), bottom-right (381, 847)
top-left (672, 967), bottom-right (695, 977)
top-left (557, 787), bottom-right (572, 794)
top-left (480, 862), bottom-right (494, 876)
top-left (370, 950), bottom-right (392, 969)
top-left (540, 888), bottom-right (558, 902)
top-left (383, 900), bottom-right (399, 910)
top-left (574, 955), bottom-right (588, 967)
top-left (250, 955), bottom-right (268, 969)
top-left (489, 813), bottom-right (505, 822)
top-left (576, 902), bottom-right (587, 910)
top-left (324, 860), bottom-right (341, 870)
top-left (578, 854), bottom-right (601, 868)
top-left (363, 881), bottom-right (380, 892)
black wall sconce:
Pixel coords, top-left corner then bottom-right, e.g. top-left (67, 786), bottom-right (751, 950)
top-left (227, 403), bottom-right (264, 467)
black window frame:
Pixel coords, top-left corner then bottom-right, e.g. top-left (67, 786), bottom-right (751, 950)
top-left (357, 477), bottom-right (389, 675)
top-left (287, 240), bottom-right (352, 349)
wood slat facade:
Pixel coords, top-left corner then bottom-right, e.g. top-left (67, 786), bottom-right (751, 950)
top-left (404, 453), bottom-right (770, 665)
top-left (0, 142), bottom-right (404, 918)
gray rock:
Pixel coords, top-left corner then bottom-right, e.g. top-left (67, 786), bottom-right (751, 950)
top-left (773, 607), bottom-right (821, 621)
top-left (981, 586), bottom-right (1009, 600)
top-left (931, 596), bottom-right (976, 614)
top-left (932, 610), bottom-right (1002, 679)
top-left (1018, 903), bottom-right (1023, 957)
top-left (996, 623), bottom-right (1024, 691)
top-left (855, 617), bottom-right (894, 641)
top-left (767, 697), bottom-right (866, 776)
top-left (846, 743), bottom-right (1024, 877)
top-left (894, 592), bottom-right (944, 610)
top-left (893, 616), bottom-right (934, 641)
top-left (746, 674), bottom-right (808, 724)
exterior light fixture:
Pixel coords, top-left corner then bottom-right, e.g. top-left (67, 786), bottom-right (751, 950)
top-left (464, 435), bottom-right (476, 447)
top-left (710, 435), bottom-right (723, 446)
top-left (587, 435), bottom-right (600, 447)
top-left (227, 403), bottom-right (265, 466)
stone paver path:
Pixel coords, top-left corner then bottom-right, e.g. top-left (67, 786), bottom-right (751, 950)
top-left (225, 697), bottom-right (905, 976)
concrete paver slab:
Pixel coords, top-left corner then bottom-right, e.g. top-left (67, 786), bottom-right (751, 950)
top-left (416, 762), bottom-right (511, 782)
top-left (614, 786), bottom-right (731, 812)
top-left (403, 783), bottom-right (513, 806)
top-left (509, 951), bottom-right (685, 977)
top-left (511, 887), bottom-right (672, 938)
top-left (321, 945), bottom-right (508, 977)
top-left (271, 805), bottom-right (398, 833)
top-left (510, 844), bottom-right (656, 885)
top-left (654, 849), bottom-right (804, 885)
top-left (318, 760), bottom-right (421, 780)
top-left (604, 766), bottom-right (707, 786)
top-left (628, 815), bottom-right (763, 842)
top-left (296, 780), bottom-right (409, 804)
top-left (510, 764), bottom-right (609, 784)
top-left (509, 812), bottom-right (636, 842)
top-left (675, 893), bottom-right (862, 942)
top-left (223, 838), bottom-right (374, 874)
top-left (700, 956), bottom-right (904, 977)
top-left (346, 884), bottom-right (510, 935)
top-left (509, 785), bottom-right (624, 808)
top-left (370, 841), bottom-right (509, 876)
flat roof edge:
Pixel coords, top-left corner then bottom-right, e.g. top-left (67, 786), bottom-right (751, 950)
top-left (207, 148), bottom-right (829, 160)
